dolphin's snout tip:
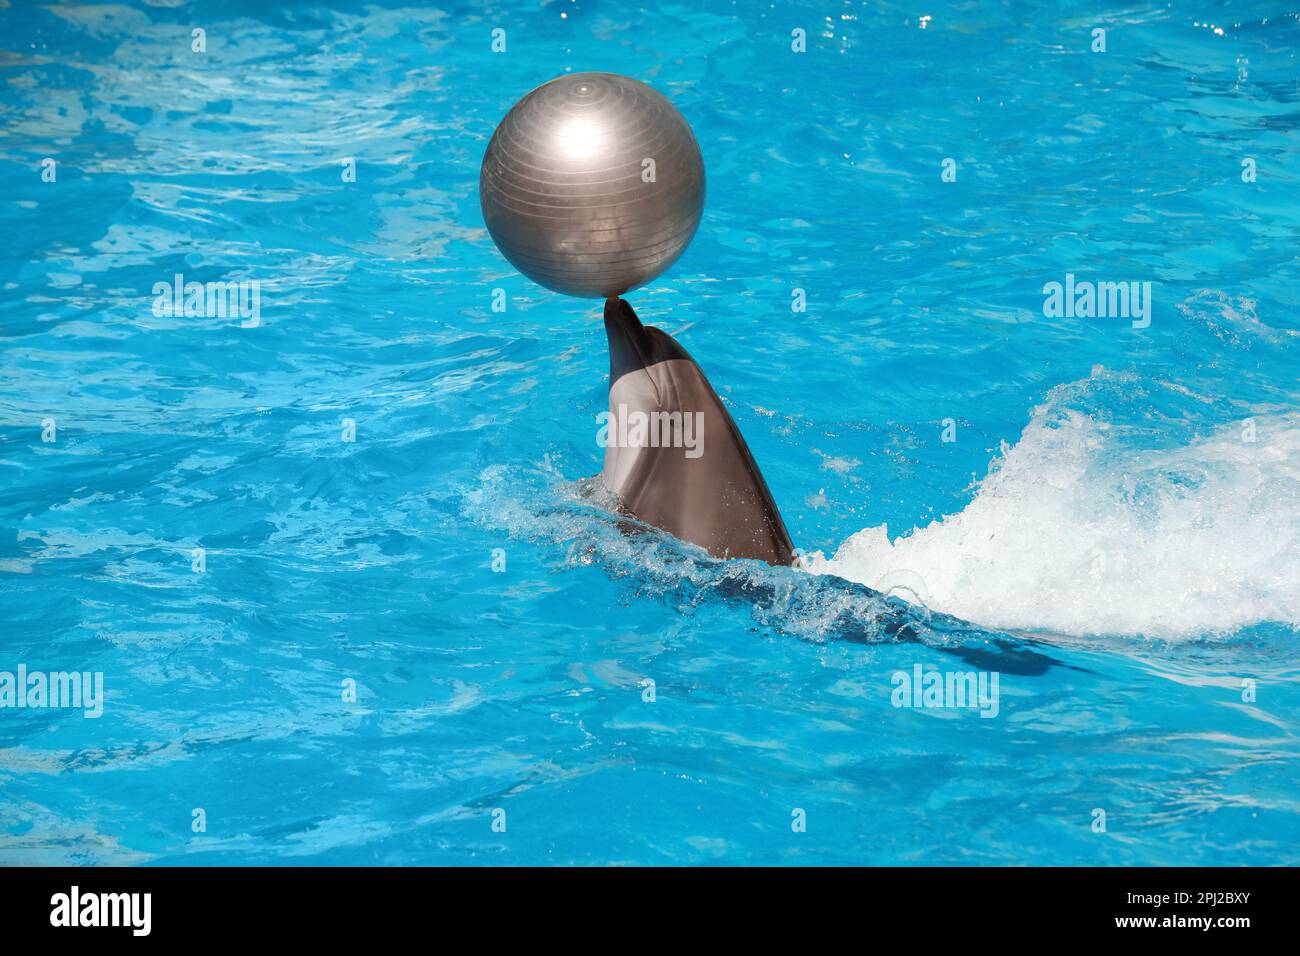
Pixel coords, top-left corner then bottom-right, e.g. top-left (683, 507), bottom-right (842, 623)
top-left (604, 296), bottom-right (645, 344)
top-left (603, 296), bottom-right (627, 324)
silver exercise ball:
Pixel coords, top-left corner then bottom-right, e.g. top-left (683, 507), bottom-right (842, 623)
top-left (479, 72), bottom-right (706, 299)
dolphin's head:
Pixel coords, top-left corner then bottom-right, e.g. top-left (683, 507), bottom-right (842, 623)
top-left (599, 297), bottom-right (799, 567)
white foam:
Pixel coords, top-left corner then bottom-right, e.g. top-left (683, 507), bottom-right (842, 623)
top-left (806, 386), bottom-right (1300, 639)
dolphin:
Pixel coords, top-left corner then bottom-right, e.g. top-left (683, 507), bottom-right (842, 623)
top-left (599, 296), bottom-right (797, 566)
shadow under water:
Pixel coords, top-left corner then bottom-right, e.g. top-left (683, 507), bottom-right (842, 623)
top-left (570, 499), bottom-right (1078, 678)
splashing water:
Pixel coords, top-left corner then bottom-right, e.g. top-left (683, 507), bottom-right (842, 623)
top-left (808, 379), bottom-right (1300, 640)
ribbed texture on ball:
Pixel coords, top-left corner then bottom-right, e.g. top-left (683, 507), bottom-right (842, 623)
top-left (480, 72), bottom-right (705, 299)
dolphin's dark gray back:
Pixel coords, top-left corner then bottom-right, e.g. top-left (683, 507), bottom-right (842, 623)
top-left (600, 297), bottom-right (797, 566)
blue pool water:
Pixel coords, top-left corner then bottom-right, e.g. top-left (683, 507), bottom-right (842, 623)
top-left (1, 0), bottom-right (1298, 866)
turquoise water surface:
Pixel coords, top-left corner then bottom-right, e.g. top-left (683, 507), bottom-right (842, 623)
top-left (1, 0), bottom-right (1298, 865)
